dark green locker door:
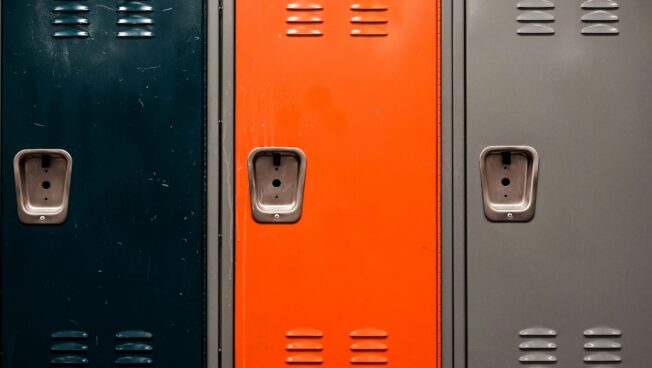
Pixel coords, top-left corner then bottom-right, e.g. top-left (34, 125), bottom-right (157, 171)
top-left (1, 1), bottom-right (205, 367)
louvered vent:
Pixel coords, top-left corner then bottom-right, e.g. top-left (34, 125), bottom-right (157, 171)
top-left (518, 327), bottom-right (557, 364)
top-left (51, 330), bottom-right (90, 365)
top-left (285, 328), bottom-right (324, 364)
top-left (350, 1), bottom-right (389, 37)
top-left (516, 0), bottom-right (555, 35)
top-left (583, 326), bottom-right (622, 365)
top-left (581, 0), bottom-right (619, 35)
top-left (115, 330), bottom-right (154, 365)
top-left (117, 1), bottom-right (155, 38)
top-left (52, 1), bottom-right (90, 38)
top-left (349, 329), bottom-right (388, 365)
top-left (286, 1), bottom-right (324, 37)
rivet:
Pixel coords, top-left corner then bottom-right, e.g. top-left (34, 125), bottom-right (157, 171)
top-left (507, 213), bottom-right (514, 219)
top-left (274, 214), bottom-right (280, 220)
top-left (39, 216), bottom-right (46, 221)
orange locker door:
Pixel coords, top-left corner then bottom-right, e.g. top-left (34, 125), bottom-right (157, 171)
top-left (235, 1), bottom-right (441, 366)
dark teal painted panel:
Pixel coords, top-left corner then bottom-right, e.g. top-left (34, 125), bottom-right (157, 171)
top-left (1, 1), bottom-right (205, 366)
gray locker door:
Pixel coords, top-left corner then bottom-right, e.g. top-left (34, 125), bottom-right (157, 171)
top-left (466, 1), bottom-right (652, 367)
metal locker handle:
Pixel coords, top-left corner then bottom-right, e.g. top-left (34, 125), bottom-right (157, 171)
top-left (479, 146), bottom-right (539, 222)
top-left (13, 149), bottom-right (73, 225)
top-left (248, 147), bottom-right (307, 223)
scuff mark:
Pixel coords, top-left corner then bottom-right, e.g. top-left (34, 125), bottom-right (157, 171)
top-left (137, 65), bottom-right (161, 72)
top-left (96, 4), bottom-right (114, 11)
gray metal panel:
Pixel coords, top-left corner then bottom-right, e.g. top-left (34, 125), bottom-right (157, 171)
top-left (466, 0), bottom-right (652, 367)
top-left (220, 0), bottom-right (235, 367)
top-left (440, 0), bottom-right (455, 367)
top-left (208, 0), bottom-right (235, 366)
top-left (451, 0), bottom-right (468, 368)
top-left (207, 0), bottom-right (220, 366)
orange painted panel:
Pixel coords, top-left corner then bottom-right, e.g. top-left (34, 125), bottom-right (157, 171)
top-left (235, 0), bottom-right (441, 366)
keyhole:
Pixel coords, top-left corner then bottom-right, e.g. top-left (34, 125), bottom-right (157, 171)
top-left (501, 178), bottom-right (510, 186)
top-left (272, 179), bottom-right (281, 188)
top-left (42, 181), bottom-right (51, 189)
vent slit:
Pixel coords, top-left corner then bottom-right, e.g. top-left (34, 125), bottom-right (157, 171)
top-left (52, 1), bottom-right (90, 38)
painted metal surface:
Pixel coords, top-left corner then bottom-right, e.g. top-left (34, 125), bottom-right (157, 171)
top-left (235, 0), bottom-right (441, 366)
top-left (1, 0), bottom-right (205, 366)
top-left (467, 0), bottom-right (652, 367)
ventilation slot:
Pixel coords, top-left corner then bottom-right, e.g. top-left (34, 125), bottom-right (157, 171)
top-left (584, 326), bottom-right (622, 365)
top-left (584, 340), bottom-right (621, 350)
top-left (582, 10), bottom-right (618, 22)
top-left (584, 326), bottom-right (622, 337)
top-left (517, 10), bottom-right (554, 22)
top-left (51, 330), bottom-right (90, 365)
top-left (519, 327), bottom-right (557, 365)
top-left (581, 0), bottom-right (619, 35)
top-left (115, 330), bottom-right (154, 365)
top-left (286, 1), bottom-right (324, 36)
top-left (349, 329), bottom-right (388, 365)
top-left (52, 343), bottom-right (89, 352)
top-left (517, 0), bottom-right (554, 8)
top-left (52, 1), bottom-right (90, 38)
top-left (517, 0), bottom-right (554, 35)
top-left (285, 329), bottom-right (324, 365)
top-left (519, 340), bottom-right (557, 350)
top-left (350, 2), bottom-right (389, 36)
top-left (117, 1), bottom-right (155, 38)
top-left (584, 353), bottom-right (622, 363)
top-left (519, 327), bottom-right (557, 337)
top-left (582, 23), bottom-right (618, 35)
top-left (582, 0), bottom-right (618, 9)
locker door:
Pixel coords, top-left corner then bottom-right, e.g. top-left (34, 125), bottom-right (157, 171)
top-left (1, 1), bottom-right (205, 366)
top-left (466, 1), bottom-right (652, 366)
top-left (235, 0), bottom-right (441, 366)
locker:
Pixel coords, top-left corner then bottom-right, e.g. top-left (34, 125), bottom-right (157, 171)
top-left (451, 0), bottom-right (652, 367)
top-left (1, 0), bottom-right (205, 367)
top-left (233, 0), bottom-right (441, 367)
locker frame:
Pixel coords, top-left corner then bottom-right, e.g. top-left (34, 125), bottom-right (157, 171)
top-left (446, 0), bottom-right (468, 367)
top-left (207, 0), bottom-right (236, 367)
top-left (441, 0), bottom-right (461, 367)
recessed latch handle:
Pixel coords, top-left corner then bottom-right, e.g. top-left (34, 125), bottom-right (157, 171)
top-left (480, 146), bottom-right (539, 222)
top-left (14, 149), bottom-right (73, 225)
top-left (248, 147), bottom-right (307, 223)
